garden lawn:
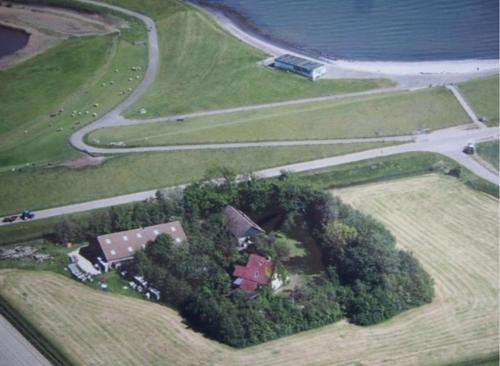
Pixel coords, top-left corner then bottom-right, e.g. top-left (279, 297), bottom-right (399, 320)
top-left (88, 87), bottom-right (469, 146)
top-left (0, 142), bottom-right (392, 216)
top-left (459, 75), bottom-right (499, 126)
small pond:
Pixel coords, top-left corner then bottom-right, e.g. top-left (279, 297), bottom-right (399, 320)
top-left (0, 25), bottom-right (29, 58)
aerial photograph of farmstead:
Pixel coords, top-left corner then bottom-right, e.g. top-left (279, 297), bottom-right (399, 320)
top-left (0, 0), bottom-right (498, 364)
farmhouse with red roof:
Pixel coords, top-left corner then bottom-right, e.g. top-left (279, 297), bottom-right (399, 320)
top-left (232, 254), bottom-right (273, 292)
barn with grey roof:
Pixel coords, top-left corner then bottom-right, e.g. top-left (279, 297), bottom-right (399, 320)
top-left (223, 205), bottom-right (265, 250)
top-left (274, 54), bottom-right (326, 80)
top-left (90, 221), bottom-right (187, 271)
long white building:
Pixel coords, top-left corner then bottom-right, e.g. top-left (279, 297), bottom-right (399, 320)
top-left (274, 54), bottom-right (326, 80)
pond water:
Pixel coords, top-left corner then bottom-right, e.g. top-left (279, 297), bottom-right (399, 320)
top-left (0, 25), bottom-right (29, 58)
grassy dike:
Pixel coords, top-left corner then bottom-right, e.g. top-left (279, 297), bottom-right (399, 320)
top-left (87, 87), bottom-right (469, 146)
top-left (1, 1), bottom-right (148, 167)
top-left (99, 0), bottom-right (393, 118)
top-left (476, 140), bottom-right (499, 171)
top-left (0, 142), bottom-right (393, 216)
top-left (459, 75), bottom-right (499, 126)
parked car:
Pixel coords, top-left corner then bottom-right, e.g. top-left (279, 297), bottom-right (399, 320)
top-left (463, 143), bottom-right (475, 155)
top-left (2, 215), bottom-right (18, 223)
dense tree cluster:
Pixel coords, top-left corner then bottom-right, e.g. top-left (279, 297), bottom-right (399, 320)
top-left (54, 190), bottom-right (184, 243)
top-left (55, 170), bottom-right (434, 347)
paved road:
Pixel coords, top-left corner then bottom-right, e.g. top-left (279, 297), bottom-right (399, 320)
top-left (0, 315), bottom-right (51, 366)
top-left (2, 0), bottom-right (497, 227)
top-left (2, 125), bottom-right (497, 226)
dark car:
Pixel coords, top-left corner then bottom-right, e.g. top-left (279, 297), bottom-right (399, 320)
top-left (2, 215), bottom-right (18, 223)
top-left (463, 143), bottom-right (475, 155)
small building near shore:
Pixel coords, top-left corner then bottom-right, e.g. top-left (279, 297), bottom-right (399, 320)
top-left (89, 221), bottom-right (187, 272)
top-left (274, 54), bottom-right (326, 80)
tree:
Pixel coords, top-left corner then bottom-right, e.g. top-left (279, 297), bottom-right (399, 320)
top-left (54, 219), bottom-right (84, 244)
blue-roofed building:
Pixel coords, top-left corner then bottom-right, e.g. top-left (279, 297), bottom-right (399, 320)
top-left (274, 54), bottom-right (326, 80)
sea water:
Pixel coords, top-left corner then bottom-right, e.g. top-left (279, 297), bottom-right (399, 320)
top-left (203, 0), bottom-right (499, 61)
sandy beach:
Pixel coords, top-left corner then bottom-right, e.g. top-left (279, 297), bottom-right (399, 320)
top-left (192, 1), bottom-right (499, 88)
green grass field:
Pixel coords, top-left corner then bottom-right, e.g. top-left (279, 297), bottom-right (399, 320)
top-left (275, 233), bottom-right (306, 258)
top-left (0, 174), bottom-right (497, 365)
top-left (476, 140), bottom-right (499, 171)
top-left (88, 87), bottom-right (469, 146)
top-left (97, 0), bottom-right (393, 118)
top-left (0, 15), bottom-right (147, 169)
top-left (459, 75), bottom-right (499, 126)
top-left (0, 142), bottom-right (393, 216)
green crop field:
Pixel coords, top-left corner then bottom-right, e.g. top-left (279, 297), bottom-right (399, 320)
top-left (476, 140), bottom-right (499, 171)
top-left (87, 87), bottom-right (469, 146)
top-left (0, 142), bottom-right (393, 216)
top-left (0, 13), bottom-right (147, 169)
top-left (459, 75), bottom-right (499, 126)
top-left (0, 174), bottom-right (497, 365)
top-left (96, 0), bottom-right (393, 118)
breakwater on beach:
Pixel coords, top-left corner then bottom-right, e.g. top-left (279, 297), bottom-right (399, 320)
top-left (192, 0), bottom-right (499, 61)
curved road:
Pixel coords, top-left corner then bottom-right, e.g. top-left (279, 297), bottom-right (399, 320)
top-left (3, 0), bottom-right (498, 225)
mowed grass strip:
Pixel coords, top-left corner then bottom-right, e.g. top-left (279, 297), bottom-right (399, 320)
top-left (476, 140), bottom-right (499, 171)
top-left (459, 75), bottom-right (499, 126)
top-left (88, 87), bottom-right (469, 146)
top-left (104, 0), bottom-right (393, 118)
top-left (0, 17), bottom-right (147, 167)
top-left (0, 142), bottom-right (392, 215)
top-left (0, 174), bottom-right (497, 365)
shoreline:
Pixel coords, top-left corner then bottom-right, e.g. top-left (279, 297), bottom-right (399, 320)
top-left (188, 0), bottom-right (499, 87)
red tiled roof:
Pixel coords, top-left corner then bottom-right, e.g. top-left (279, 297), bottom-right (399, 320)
top-left (232, 254), bottom-right (273, 291)
top-left (239, 279), bottom-right (258, 292)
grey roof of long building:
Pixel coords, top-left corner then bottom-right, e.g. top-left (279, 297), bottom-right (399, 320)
top-left (96, 221), bottom-right (187, 263)
top-left (275, 54), bottom-right (324, 72)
